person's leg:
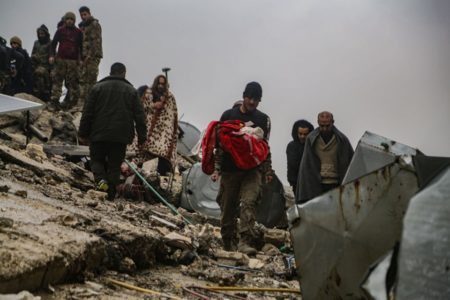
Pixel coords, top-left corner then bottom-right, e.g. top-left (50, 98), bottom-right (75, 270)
top-left (65, 59), bottom-right (79, 109)
top-left (50, 59), bottom-right (65, 108)
top-left (89, 142), bottom-right (108, 184)
top-left (220, 171), bottom-right (242, 251)
top-left (238, 168), bottom-right (262, 255)
top-left (105, 142), bottom-right (127, 200)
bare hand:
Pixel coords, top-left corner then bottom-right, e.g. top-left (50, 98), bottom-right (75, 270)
top-left (211, 170), bottom-right (220, 182)
top-left (265, 174), bottom-right (273, 184)
top-left (78, 136), bottom-right (89, 146)
top-left (49, 57), bottom-right (54, 64)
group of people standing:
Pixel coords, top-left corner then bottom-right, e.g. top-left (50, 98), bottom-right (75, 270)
top-left (286, 111), bottom-right (354, 203)
top-left (0, 6), bottom-right (102, 112)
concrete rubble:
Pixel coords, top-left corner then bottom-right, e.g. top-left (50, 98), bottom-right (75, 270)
top-left (0, 101), bottom-right (299, 299)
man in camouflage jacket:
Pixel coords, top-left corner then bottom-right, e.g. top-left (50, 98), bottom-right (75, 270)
top-left (31, 24), bottom-right (52, 101)
top-left (78, 6), bottom-right (103, 111)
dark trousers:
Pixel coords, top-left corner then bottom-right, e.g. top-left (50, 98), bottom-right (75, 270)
top-left (90, 141), bottom-right (127, 187)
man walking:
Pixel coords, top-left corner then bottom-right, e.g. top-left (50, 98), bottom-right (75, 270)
top-left (286, 119), bottom-right (314, 196)
top-left (211, 81), bottom-right (273, 255)
top-left (296, 111), bottom-right (354, 203)
top-left (77, 6), bottom-right (102, 111)
top-left (49, 11), bottom-right (82, 110)
top-left (78, 62), bottom-right (147, 200)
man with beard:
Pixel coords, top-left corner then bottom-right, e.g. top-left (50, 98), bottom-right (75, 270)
top-left (296, 111), bottom-right (354, 203)
top-left (211, 82), bottom-right (273, 255)
top-left (132, 75), bottom-right (179, 175)
top-left (77, 6), bottom-right (102, 111)
top-left (9, 36), bottom-right (33, 94)
top-left (49, 11), bottom-right (82, 110)
top-left (31, 25), bottom-right (52, 101)
top-left (78, 62), bottom-right (147, 200)
top-left (286, 119), bottom-right (314, 196)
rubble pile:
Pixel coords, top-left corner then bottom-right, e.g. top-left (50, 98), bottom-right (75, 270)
top-left (0, 104), bottom-right (299, 299)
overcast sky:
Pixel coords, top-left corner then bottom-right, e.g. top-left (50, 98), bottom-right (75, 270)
top-left (1, 0), bottom-right (449, 184)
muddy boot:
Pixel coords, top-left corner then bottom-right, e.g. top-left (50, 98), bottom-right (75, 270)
top-left (238, 238), bottom-right (257, 255)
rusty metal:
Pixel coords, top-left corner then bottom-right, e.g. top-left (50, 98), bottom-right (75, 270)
top-left (287, 155), bottom-right (419, 299)
top-left (342, 131), bottom-right (419, 184)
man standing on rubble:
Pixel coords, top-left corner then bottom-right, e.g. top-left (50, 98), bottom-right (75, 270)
top-left (78, 62), bottom-right (147, 200)
top-left (77, 6), bottom-right (102, 111)
top-left (296, 111), bottom-right (354, 203)
top-left (49, 11), bottom-right (82, 110)
top-left (286, 119), bottom-right (314, 196)
top-left (211, 82), bottom-right (273, 255)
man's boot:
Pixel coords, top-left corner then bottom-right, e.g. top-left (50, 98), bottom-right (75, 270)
top-left (238, 236), bottom-right (257, 255)
top-left (223, 238), bottom-right (237, 252)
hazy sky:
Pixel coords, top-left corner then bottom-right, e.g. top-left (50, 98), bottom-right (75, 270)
top-left (1, 0), bottom-right (449, 183)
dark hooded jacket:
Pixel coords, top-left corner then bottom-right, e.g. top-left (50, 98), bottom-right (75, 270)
top-left (31, 25), bottom-right (52, 69)
top-left (296, 126), bottom-right (354, 203)
top-left (286, 120), bottom-right (313, 187)
top-left (78, 76), bottom-right (147, 145)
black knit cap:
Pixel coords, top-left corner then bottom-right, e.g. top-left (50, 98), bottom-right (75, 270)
top-left (243, 81), bottom-right (262, 101)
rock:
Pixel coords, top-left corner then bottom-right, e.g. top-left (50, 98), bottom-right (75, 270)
top-left (213, 249), bottom-right (250, 266)
top-left (248, 258), bottom-right (265, 269)
top-left (86, 190), bottom-right (107, 201)
top-left (14, 190), bottom-right (27, 198)
top-left (119, 257), bottom-right (136, 274)
top-left (262, 243), bottom-right (281, 256)
top-left (163, 232), bottom-right (193, 250)
top-left (0, 185), bottom-right (10, 193)
top-left (25, 144), bottom-right (47, 163)
top-left (264, 228), bottom-right (289, 247)
top-left (0, 217), bottom-right (14, 228)
top-left (0, 290), bottom-right (41, 300)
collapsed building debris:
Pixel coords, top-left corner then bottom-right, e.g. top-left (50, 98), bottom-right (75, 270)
top-left (0, 93), bottom-right (299, 299)
top-left (287, 131), bottom-right (450, 299)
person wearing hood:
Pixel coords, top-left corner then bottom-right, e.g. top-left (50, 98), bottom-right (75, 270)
top-left (296, 111), bottom-right (354, 203)
top-left (130, 75), bottom-right (179, 175)
top-left (9, 36), bottom-right (33, 94)
top-left (31, 24), bottom-right (52, 101)
top-left (77, 6), bottom-right (103, 111)
top-left (49, 11), bottom-right (82, 110)
top-left (286, 119), bottom-right (314, 196)
top-left (0, 36), bottom-right (24, 94)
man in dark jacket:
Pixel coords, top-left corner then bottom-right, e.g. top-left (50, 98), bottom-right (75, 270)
top-left (78, 62), bottom-right (147, 200)
top-left (296, 111), bottom-right (354, 203)
top-left (0, 36), bottom-right (23, 94)
top-left (286, 119), bottom-right (314, 196)
top-left (9, 36), bottom-right (33, 94)
top-left (211, 81), bottom-right (273, 255)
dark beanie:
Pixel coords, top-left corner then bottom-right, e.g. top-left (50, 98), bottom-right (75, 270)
top-left (243, 81), bottom-right (262, 101)
top-left (137, 85), bottom-right (149, 98)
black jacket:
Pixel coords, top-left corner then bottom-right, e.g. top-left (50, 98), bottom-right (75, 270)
top-left (296, 126), bottom-right (354, 203)
top-left (79, 76), bottom-right (147, 145)
top-left (286, 140), bottom-right (305, 187)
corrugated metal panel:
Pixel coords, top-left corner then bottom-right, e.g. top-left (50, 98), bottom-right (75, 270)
top-left (0, 93), bottom-right (43, 115)
top-left (396, 166), bottom-right (450, 299)
top-left (287, 159), bottom-right (418, 299)
top-left (177, 121), bottom-right (201, 157)
top-left (342, 131), bottom-right (418, 184)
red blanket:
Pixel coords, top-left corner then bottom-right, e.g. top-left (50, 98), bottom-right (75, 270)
top-left (202, 120), bottom-right (269, 174)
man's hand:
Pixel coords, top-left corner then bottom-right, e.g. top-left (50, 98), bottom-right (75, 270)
top-left (265, 169), bottom-right (274, 184)
top-left (49, 57), bottom-right (54, 64)
top-left (211, 170), bottom-right (220, 182)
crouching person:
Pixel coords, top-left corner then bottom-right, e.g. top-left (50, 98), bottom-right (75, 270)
top-left (78, 62), bottom-right (147, 200)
